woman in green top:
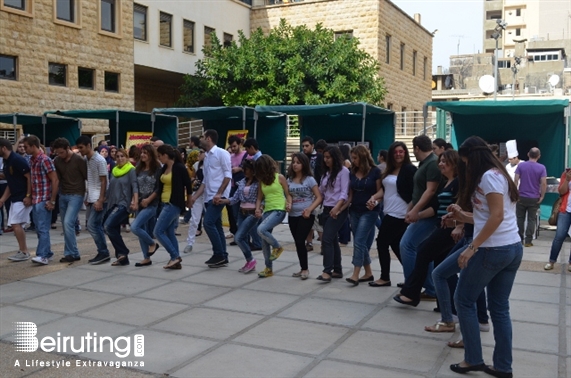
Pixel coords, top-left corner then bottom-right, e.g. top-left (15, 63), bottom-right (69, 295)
top-left (255, 155), bottom-right (292, 278)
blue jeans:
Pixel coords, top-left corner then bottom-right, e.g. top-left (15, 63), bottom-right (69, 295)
top-left (455, 242), bottom-right (523, 372)
top-left (257, 210), bottom-right (286, 269)
top-left (131, 205), bottom-right (158, 259)
top-left (203, 200), bottom-right (227, 258)
top-left (400, 217), bottom-right (438, 296)
top-left (154, 203), bottom-right (181, 261)
top-left (235, 211), bottom-right (258, 261)
top-left (350, 210), bottom-right (377, 267)
top-left (59, 194), bottom-right (83, 258)
top-left (549, 211), bottom-right (571, 263)
top-left (103, 205), bottom-right (130, 258)
top-left (86, 203), bottom-right (109, 256)
top-left (32, 202), bottom-right (53, 258)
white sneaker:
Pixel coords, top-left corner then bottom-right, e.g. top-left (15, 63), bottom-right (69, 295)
top-left (479, 323), bottom-right (490, 332)
top-left (31, 256), bottom-right (49, 265)
top-left (183, 245), bottom-right (193, 254)
top-left (544, 262), bottom-right (554, 270)
top-left (8, 251), bottom-right (31, 261)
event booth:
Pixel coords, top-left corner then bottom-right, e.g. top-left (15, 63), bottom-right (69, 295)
top-left (0, 113), bottom-right (80, 146)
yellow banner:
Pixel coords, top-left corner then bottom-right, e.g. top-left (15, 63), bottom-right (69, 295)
top-left (225, 130), bottom-right (248, 149)
top-left (125, 132), bottom-right (153, 149)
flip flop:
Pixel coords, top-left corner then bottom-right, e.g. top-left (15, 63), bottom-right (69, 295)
top-left (447, 339), bottom-right (464, 348)
top-left (425, 321), bottom-right (455, 333)
top-left (316, 275), bottom-right (331, 282)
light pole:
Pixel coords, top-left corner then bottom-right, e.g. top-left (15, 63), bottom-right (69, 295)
top-left (491, 19), bottom-right (507, 100)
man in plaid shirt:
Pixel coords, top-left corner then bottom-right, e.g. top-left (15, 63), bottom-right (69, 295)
top-left (23, 135), bottom-right (59, 265)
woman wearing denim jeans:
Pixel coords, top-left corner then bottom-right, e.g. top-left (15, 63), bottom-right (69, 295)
top-left (103, 149), bottom-right (138, 266)
top-left (154, 145), bottom-right (192, 270)
top-left (345, 145), bottom-right (382, 285)
top-left (545, 168), bottom-right (571, 271)
top-left (131, 145), bottom-right (161, 267)
top-left (317, 146), bottom-right (350, 282)
top-left (220, 159), bottom-right (259, 274)
top-left (445, 136), bottom-right (522, 378)
top-left (254, 155), bottom-right (292, 278)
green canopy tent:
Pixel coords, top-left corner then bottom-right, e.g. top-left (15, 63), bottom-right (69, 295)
top-left (44, 110), bottom-right (178, 147)
top-left (255, 102), bottom-right (395, 160)
top-left (425, 99), bottom-right (571, 219)
top-left (153, 107), bottom-right (288, 164)
top-left (0, 113), bottom-right (80, 146)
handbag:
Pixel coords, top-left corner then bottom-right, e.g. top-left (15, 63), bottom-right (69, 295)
top-left (548, 197), bottom-right (563, 226)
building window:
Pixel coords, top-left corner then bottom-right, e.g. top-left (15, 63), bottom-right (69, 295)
top-left (4, 0), bottom-right (25, 10)
top-left (223, 33), bottom-right (233, 48)
top-left (385, 34), bottom-right (391, 64)
top-left (412, 50), bottom-right (417, 76)
top-left (104, 71), bottom-right (119, 92)
top-left (100, 0), bottom-right (115, 33)
top-left (204, 26), bottom-right (215, 49)
top-left (56, 0), bottom-right (74, 22)
top-left (386, 103), bottom-right (393, 110)
top-left (516, 8), bottom-right (521, 16)
top-left (498, 60), bottom-right (511, 69)
top-left (423, 57), bottom-right (427, 80)
top-left (2, 0), bottom-right (33, 16)
top-left (159, 12), bottom-right (172, 47)
top-left (133, 3), bottom-right (146, 40)
top-left (183, 20), bottom-right (195, 53)
top-left (334, 30), bottom-right (353, 40)
top-left (0, 55), bottom-right (17, 80)
top-left (400, 43), bottom-right (405, 70)
top-left (78, 67), bottom-right (94, 89)
top-left (515, 28), bottom-right (521, 36)
top-left (48, 63), bottom-right (67, 86)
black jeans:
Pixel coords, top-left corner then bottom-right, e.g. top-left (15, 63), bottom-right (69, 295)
top-left (376, 215), bottom-right (409, 282)
top-left (400, 226), bottom-right (455, 301)
top-left (321, 208), bottom-right (348, 275)
top-left (288, 215), bottom-right (315, 271)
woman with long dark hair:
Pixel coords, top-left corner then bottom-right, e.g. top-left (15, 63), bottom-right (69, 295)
top-left (317, 146), bottom-right (350, 282)
top-left (131, 144), bottom-right (161, 267)
top-left (369, 141), bottom-right (416, 287)
top-left (445, 136), bottom-right (521, 377)
top-left (345, 145), bottom-right (382, 285)
top-left (154, 144), bottom-right (192, 269)
top-left (287, 152), bottom-right (322, 280)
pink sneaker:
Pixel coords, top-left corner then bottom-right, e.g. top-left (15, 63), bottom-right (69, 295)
top-left (240, 259), bottom-right (256, 274)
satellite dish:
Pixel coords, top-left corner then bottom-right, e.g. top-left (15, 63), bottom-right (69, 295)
top-left (479, 75), bottom-right (495, 94)
top-left (548, 74), bottom-right (560, 87)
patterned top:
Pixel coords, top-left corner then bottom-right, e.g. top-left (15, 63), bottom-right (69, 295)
top-left (30, 151), bottom-right (56, 205)
top-left (228, 178), bottom-right (259, 207)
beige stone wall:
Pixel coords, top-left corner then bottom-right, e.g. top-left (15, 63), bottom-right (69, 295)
top-left (251, 0), bottom-right (432, 112)
top-left (135, 74), bottom-right (182, 113)
top-left (0, 0), bottom-right (135, 135)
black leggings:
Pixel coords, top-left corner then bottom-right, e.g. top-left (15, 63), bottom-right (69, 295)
top-left (376, 215), bottom-right (409, 282)
top-left (288, 215), bottom-right (315, 270)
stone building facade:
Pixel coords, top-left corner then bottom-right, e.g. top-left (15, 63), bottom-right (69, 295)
top-left (0, 0), bottom-right (135, 135)
top-left (251, 0), bottom-right (434, 113)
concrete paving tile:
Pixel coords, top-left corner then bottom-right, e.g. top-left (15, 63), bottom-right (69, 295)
top-left (362, 305), bottom-right (458, 338)
top-left (509, 300), bottom-right (559, 325)
top-left (80, 297), bottom-right (187, 326)
top-left (152, 308), bottom-right (263, 340)
top-left (136, 281), bottom-right (230, 305)
top-left (171, 344), bottom-right (313, 378)
top-left (242, 274), bottom-right (322, 296)
top-left (275, 261), bottom-right (337, 277)
top-left (328, 330), bottom-right (444, 373)
top-left (80, 329), bottom-right (217, 375)
top-left (312, 282), bottom-right (398, 304)
top-left (278, 297), bottom-right (376, 327)
top-left (514, 270), bottom-right (563, 287)
top-left (77, 275), bottom-right (170, 296)
top-left (510, 283), bottom-right (560, 304)
top-left (234, 317), bottom-right (348, 355)
top-left (125, 264), bottom-right (206, 280)
top-left (202, 289), bottom-right (298, 316)
top-left (18, 288), bottom-right (121, 315)
top-left (24, 268), bottom-right (113, 287)
top-left (182, 267), bottom-right (278, 287)
top-left (0, 281), bottom-right (64, 305)
top-left (0, 305), bottom-right (64, 338)
top-left (480, 321), bottom-right (558, 354)
top-left (304, 360), bottom-right (422, 378)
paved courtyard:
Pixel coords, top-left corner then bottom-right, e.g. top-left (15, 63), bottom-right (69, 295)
top-left (0, 214), bottom-right (569, 377)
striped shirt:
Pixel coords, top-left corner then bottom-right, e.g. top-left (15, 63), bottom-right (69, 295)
top-left (30, 151), bottom-right (56, 204)
top-left (86, 152), bottom-right (109, 203)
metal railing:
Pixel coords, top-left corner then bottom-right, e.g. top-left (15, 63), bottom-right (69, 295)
top-left (0, 130), bottom-right (17, 144)
top-left (178, 120), bottom-right (203, 147)
top-left (394, 111), bottom-right (438, 137)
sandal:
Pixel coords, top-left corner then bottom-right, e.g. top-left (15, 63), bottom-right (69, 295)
top-left (163, 257), bottom-right (182, 269)
top-left (111, 255), bottom-right (129, 266)
top-left (425, 321), bottom-right (455, 333)
top-left (292, 271), bottom-right (302, 277)
top-left (447, 339), bottom-right (464, 348)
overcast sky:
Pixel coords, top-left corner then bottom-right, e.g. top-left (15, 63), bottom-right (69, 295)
top-left (391, 0), bottom-right (483, 73)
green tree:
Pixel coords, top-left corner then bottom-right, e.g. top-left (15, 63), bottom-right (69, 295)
top-left (177, 19), bottom-right (386, 107)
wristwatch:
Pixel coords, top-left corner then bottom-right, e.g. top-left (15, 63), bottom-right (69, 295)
top-left (49, 201), bottom-right (56, 205)
top-left (468, 244), bottom-right (478, 252)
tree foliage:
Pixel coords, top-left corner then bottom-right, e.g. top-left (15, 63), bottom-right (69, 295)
top-left (176, 19), bottom-right (386, 107)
